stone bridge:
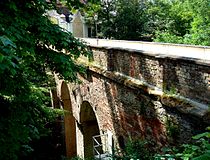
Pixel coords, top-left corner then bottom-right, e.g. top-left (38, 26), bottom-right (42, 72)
top-left (52, 39), bottom-right (210, 159)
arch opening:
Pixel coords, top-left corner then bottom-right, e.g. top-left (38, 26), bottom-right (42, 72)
top-left (80, 101), bottom-right (101, 158)
top-left (61, 82), bottom-right (77, 158)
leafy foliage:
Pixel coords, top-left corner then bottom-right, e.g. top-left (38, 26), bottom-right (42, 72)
top-left (155, 127), bottom-right (210, 160)
top-left (85, 0), bottom-right (210, 45)
top-left (84, 0), bottom-right (151, 40)
top-left (153, 0), bottom-right (210, 45)
top-left (82, 0), bottom-right (116, 38)
top-left (114, 138), bottom-right (153, 160)
top-left (113, 0), bottom-right (149, 40)
top-left (0, 0), bottom-right (91, 159)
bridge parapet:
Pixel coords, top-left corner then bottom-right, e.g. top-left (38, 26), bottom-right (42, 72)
top-left (77, 40), bottom-right (210, 122)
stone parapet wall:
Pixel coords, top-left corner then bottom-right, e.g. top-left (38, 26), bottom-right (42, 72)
top-left (84, 46), bottom-right (210, 106)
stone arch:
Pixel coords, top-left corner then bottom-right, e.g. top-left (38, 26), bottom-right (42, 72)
top-left (61, 82), bottom-right (77, 158)
top-left (80, 101), bottom-right (101, 158)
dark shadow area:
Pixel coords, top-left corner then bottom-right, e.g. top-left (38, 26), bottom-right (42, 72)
top-left (50, 88), bottom-right (60, 109)
top-left (80, 101), bottom-right (102, 159)
top-left (24, 121), bottom-right (65, 160)
top-left (118, 136), bottom-right (125, 150)
top-left (79, 69), bottom-right (93, 83)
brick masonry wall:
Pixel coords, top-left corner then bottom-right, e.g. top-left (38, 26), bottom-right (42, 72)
top-left (55, 46), bottom-right (210, 157)
top-left (75, 47), bottom-right (210, 144)
top-left (90, 47), bottom-right (210, 105)
top-left (68, 69), bottom-right (208, 151)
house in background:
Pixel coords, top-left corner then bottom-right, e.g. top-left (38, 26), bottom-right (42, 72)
top-left (47, 10), bottom-right (91, 38)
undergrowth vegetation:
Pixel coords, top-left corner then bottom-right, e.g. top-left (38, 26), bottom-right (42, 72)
top-left (67, 127), bottom-right (210, 160)
top-left (115, 127), bottom-right (210, 160)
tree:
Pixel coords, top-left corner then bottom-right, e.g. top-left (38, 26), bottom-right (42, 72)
top-left (150, 0), bottom-right (191, 43)
top-left (0, 0), bottom-right (94, 159)
top-left (84, 0), bottom-right (152, 40)
top-left (113, 0), bottom-right (148, 40)
top-left (98, 0), bottom-right (117, 38)
top-left (153, 0), bottom-right (210, 46)
top-left (83, 0), bottom-right (117, 38)
top-left (146, 0), bottom-right (178, 40)
top-left (184, 0), bottom-right (210, 45)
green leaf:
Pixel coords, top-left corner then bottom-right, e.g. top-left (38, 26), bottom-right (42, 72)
top-left (193, 132), bottom-right (210, 140)
top-left (0, 54), bottom-right (4, 62)
top-left (192, 153), bottom-right (210, 160)
top-left (0, 36), bottom-right (16, 48)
